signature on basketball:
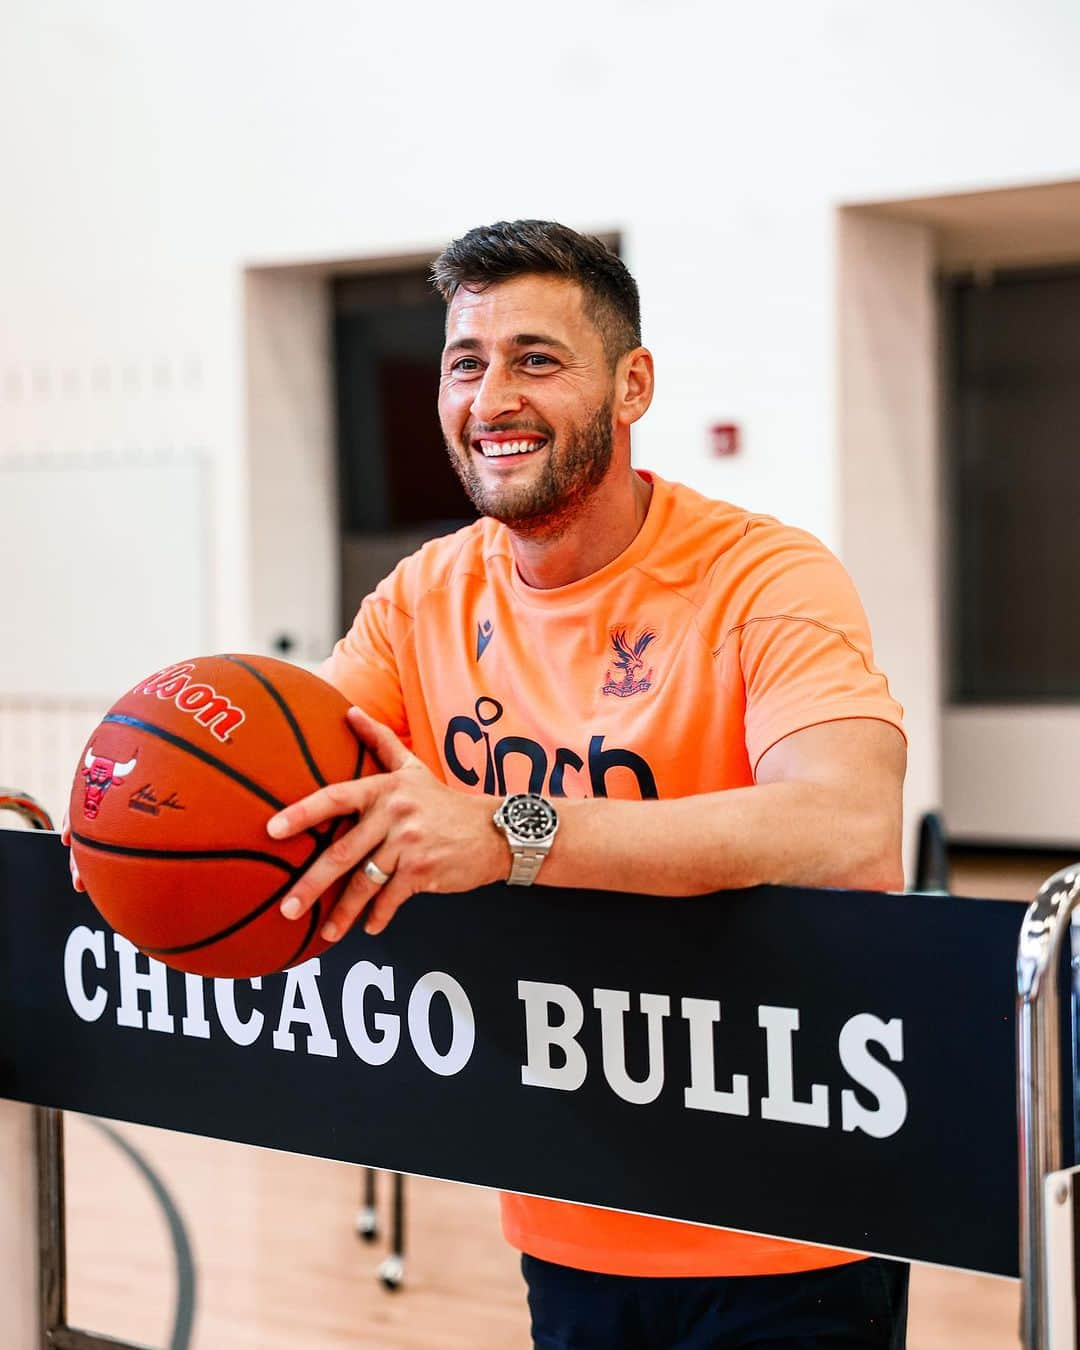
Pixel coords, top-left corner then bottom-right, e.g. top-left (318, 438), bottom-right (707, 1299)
top-left (128, 783), bottom-right (186, 817)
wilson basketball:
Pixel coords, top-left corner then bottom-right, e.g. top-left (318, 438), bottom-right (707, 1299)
top-left (69, 654), bottom-right (369, 978)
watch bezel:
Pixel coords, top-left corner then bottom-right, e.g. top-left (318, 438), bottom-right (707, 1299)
top-left (496, 792), bottom-right (559, 844)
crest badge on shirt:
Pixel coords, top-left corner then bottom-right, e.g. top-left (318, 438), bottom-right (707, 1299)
top-left (601, 627), bottom-right (657, 698)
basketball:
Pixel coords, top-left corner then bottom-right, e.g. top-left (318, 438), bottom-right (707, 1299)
top-left (68, 654), bottom-right (369, 979)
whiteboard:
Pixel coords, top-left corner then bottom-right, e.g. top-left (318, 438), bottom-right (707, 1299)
top-left (0, 452), bottom-right (209, 699)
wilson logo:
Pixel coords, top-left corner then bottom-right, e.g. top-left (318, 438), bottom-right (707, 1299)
top-left (132, 663), bottom-right (246, 743)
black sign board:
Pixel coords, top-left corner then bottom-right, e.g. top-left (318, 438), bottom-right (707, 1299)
top-left (0, 831), bottom-right (1024, 1276)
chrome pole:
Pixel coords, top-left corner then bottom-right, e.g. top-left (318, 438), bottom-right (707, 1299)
top-left (1017, 864), bottom-right (1080, 1350)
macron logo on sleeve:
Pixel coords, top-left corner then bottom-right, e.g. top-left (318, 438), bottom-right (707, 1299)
top-left (476, 619), bottom-right (494, 661)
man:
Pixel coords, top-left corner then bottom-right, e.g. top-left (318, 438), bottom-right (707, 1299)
top-left (271, 219), bottom-right (909, 1347)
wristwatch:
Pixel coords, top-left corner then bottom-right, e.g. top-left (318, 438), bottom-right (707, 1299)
top-left (493, 792), bottom-right (559, 886)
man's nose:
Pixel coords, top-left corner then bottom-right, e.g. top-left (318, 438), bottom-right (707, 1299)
top-left (470, 363), bottom-right (525, 424)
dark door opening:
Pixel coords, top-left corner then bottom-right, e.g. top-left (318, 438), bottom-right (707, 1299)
top-left (944, 264), bottom-right (1080, 703)
top-left (333, 268), bottom-right (472, 630)
top-left (332, 234), bottom-right (623, 630)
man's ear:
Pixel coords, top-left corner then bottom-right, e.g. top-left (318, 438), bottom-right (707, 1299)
top-left (615, 348), bottom-right (655, 427)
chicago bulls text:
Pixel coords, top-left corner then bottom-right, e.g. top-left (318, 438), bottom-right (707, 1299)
top-left (63, 925), bottom-right (907, 1138)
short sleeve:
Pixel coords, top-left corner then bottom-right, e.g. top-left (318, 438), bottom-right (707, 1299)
top-left (728, 525), bottom-right (905, 776)
top-left (320, 583), bottom-right (410, 740)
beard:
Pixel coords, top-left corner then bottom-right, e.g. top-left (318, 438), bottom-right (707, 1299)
top-left (446, 398), bottom-right (615, 537)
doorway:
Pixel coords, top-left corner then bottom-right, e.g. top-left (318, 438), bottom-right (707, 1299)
top-left (838, 180), bottom-right (1080, 854)
top-left (332, 267), bottom-right (472, 631)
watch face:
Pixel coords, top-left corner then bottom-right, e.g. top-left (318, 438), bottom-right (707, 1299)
top-left (501, 793), bottom-right (558, 841)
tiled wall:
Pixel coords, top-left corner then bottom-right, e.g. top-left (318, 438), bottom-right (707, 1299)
top-left (0, 699), bottom-right (106, 828)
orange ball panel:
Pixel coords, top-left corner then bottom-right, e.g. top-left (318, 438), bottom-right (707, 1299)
top-left (75, 850), bottom-right (342, 977)
top-left (69, 654), bottom-right (374, 978)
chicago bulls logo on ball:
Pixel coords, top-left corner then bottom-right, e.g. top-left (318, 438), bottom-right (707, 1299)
top-left (81, 747), bottom-right (137, 819)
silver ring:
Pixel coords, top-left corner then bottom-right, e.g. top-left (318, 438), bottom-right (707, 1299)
top-left (362, 856), bottom-right (392, 888)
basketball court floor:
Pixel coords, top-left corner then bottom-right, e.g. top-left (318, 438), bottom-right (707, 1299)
top-left (59, 849), bottom-right (1053, 1349)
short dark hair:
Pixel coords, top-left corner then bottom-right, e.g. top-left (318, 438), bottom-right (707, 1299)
top-left (431, 220), bottom-right (641, 366)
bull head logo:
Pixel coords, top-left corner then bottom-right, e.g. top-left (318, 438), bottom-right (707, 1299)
top-left (81, 746), bottom-right (137, 819)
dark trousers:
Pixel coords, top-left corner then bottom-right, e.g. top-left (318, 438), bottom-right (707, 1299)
top-left (522, 1254), bottom-right (909, 1350)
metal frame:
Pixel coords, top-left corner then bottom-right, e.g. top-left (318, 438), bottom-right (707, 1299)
top-left (36, 1106), bottom-right (150, 1350)
top-left (1017, 862), bottom-right (1080, 1349)
top-left (0, 796), bottom-right (131, 1347)
top-left (913, 811), bottom-right (950, 893)
top-left (19, 804), bottom-right (1080, 1347)
top-left (1041, 1163), bottom-right (1080, 1350)
top-left (356, 1169), bottom-right (408, 1289)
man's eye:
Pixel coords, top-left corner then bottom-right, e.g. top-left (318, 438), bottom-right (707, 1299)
top-left (523, 354), bottom-right (555, 368)
top-left (451, 357), bottom-right (482, 374)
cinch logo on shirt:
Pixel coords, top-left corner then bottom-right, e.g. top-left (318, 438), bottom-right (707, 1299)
top-left (443, 698), bottom-right (658, 800)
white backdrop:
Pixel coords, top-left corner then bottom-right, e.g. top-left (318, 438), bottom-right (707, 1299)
top-left (0, 451), bottom-right (207, 698)
top-left (2, 0), bottom-right (1080, 841)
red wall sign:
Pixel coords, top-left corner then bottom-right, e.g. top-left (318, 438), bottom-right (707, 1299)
top-left (709, 423), bottom-right (740, 456)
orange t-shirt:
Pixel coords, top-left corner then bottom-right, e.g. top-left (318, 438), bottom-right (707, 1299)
top-left (322, 471), bottom-right (905, 1279)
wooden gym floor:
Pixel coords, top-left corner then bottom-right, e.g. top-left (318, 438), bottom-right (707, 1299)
top-left (63, 851), bottom-right (1065, 1349)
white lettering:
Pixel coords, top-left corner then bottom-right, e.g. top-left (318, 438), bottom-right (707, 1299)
top-left (214, 978), bottom-right (264, 1047)
top-left (839, 1014), bottom-right (907, 1138)
top-left (594, 988), bottom-right (670, 1106)
top-left (114, 936), bottom-right (175, 1033)
top-left (407, 972), bottom-right (475, 1077)
top-left (63, 926), bottom-right (108, 1023)
top-left (759, 1005), bottom-right (828, 1127)
top-left (181, 973), bottom-right (211, 1039)
top-left (57, 933), bottom-right (909, 1146)
top-left (518, 980), bottom-right (587, 1091)
top-left (272, 960), bottom-right (338, 1057)
top-left (681, 997), bottom-right (750, 1116)
top-left (341, 961), bottom-right (400, 1065)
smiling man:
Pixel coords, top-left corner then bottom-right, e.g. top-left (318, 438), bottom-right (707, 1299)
top-left (270, 220), bottom-right (909, 1348)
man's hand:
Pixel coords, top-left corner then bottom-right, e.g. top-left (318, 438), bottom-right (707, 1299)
top-left (268, 707), bottom-right (506, 940)
top-left (60, 812), bottom-right (86, 892)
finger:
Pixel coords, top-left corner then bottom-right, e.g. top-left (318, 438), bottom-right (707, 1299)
top-left (318, 853), bottom-right (399, 942)
top-left (69, 849), bottom-right (85, 893)
top-left (267, 774), bottom-right (383, 841)
top-left (61, 811), bottom-right (71, 846)
top-left (279, 803), bottom-right (391, 920)
top-left (347, 707), bottom-right (415, 773)
top-left (361, 874), bottom-right (414, 936)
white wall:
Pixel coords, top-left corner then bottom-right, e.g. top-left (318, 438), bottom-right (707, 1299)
top-left (945, 709), bottom-right (1080, 846)
top-left (837, 213), bottom-right (940, 870)
top-left (3, 0), bottom-right (1080, 826)
top-left (245, 269), bottom-right (337, 660)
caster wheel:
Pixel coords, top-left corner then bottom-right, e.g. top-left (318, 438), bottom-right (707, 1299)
top-left (377, 1254), bottom-right (405, 1290)
top-left (355, 1206), bottom-right (378, 1241)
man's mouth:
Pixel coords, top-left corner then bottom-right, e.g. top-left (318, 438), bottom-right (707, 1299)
top-left (473, 436), bottom-right (548, 458)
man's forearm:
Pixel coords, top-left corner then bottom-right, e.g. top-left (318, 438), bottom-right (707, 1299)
top-left (269, 714), bottom-right (905, 937)
top-left (534, 782), bottom-right (904, 897)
